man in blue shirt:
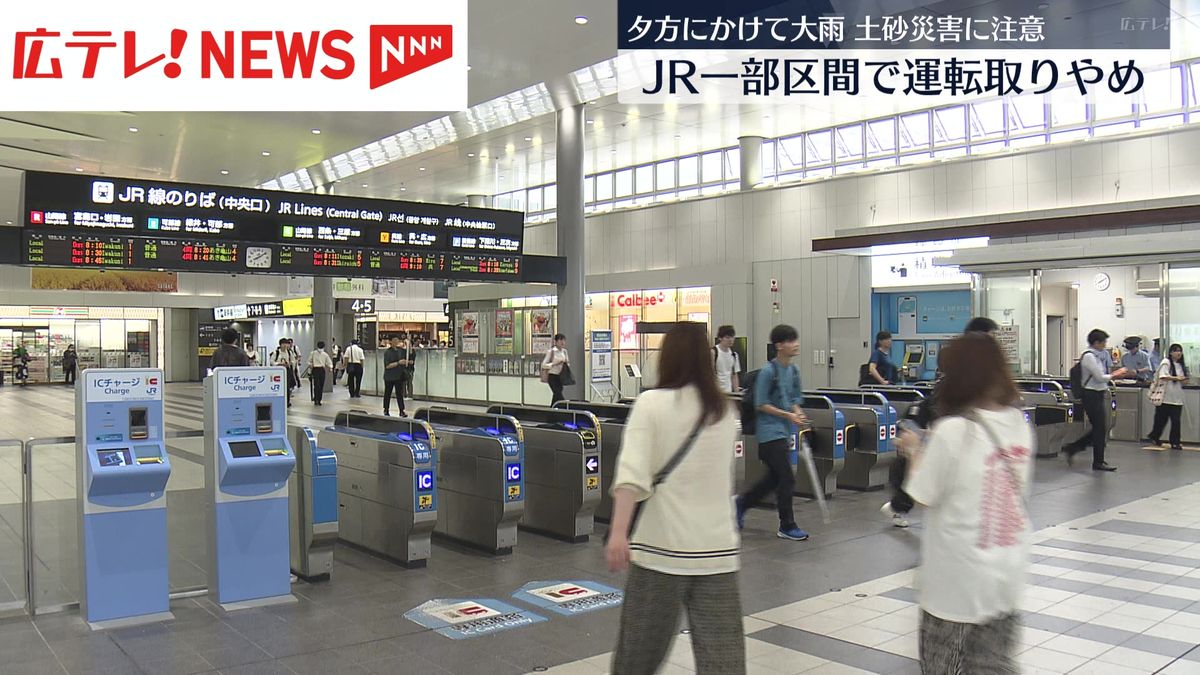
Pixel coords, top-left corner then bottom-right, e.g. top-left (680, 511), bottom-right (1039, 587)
top-left (735, 324), bottom-right (810, 541)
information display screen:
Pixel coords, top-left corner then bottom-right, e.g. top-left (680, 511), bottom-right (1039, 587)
top-left (96, 448), bottom-right (133, 467)
top-left (229, 441), bottom-right (262, 459)
top-left (22, 171), bottom-right (525, 269)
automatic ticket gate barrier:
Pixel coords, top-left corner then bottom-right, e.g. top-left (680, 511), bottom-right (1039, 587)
top-left (204, 367), bottom-right (297, 610)
top-left (319, 412), bottom-right (437, 567)
top-left (1013, 379), bottom-right (1074, 458)
top-left (815, 390), bottom-right (896, 492)
top-left (288, 426), bottom-right (338, 580)
top-left (414, 408), bottom-right (525, 554)
top-left (487, 405), bottom-right (602, 543)
top-left (860, 386), bottom-right (926, 421)
top-left (554, 400), bottom-right (630, 522)
top-left (76, 368), bottom-right (172, 628)
top-left (794, 396), bottom-right (846, 499)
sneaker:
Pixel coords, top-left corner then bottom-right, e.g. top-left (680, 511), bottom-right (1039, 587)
top-left (777, 526), bottom-right (809, 541)
top-left (1092, 463), bottom-right (1118, 472)
top-left (1145, 437), bottom-right (1162, 446)
top-left (734, 497), bottom-right (745, 531)
top-left (880, 502), bottom-right (910, 528)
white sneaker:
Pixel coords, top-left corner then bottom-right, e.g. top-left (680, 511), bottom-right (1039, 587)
top-left (880, 502), bottom-right (910, 528)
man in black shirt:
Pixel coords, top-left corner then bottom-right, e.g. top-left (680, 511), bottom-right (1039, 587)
top-left (382, 336), bottom-right (410, 417)
top-left (209, 328), bottom-right (250, 370)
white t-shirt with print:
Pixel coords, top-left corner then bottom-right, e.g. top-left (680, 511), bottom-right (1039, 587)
top-left (904, 406), bottom-right (1035, 624)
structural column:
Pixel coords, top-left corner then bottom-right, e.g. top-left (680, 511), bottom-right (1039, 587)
top-left (556, 104), bottom-right (586, 399)
top-left (466, 194), bottom-right (490, 208)
top-left (739, 135), bottom-right (765, 191)
top-left (313, 276), bottom-right (335, 393)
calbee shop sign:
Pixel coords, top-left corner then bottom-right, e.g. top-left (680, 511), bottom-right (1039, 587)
top-left (0, 0), bottom-right (467, 111)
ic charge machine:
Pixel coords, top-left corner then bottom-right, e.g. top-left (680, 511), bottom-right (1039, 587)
top-left (204, 368), bottom-right (297, 609)
top-left (76, 369), bottom-right (172, 628)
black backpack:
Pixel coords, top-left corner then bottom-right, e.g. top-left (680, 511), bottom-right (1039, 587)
top-left (740, 362), bottom-right (799, 432)
top-left (858, 363), bottom-right (872, 386)
top-left (1067, 351), bottom-right (1091, 400)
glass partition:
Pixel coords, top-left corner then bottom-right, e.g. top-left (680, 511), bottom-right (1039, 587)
top-left (983, 273), bottom-right (1036, 374)
top-left (0, 437), bottom-right (25, 616)
top-left (1169, 265), bottom-right (1200, 367)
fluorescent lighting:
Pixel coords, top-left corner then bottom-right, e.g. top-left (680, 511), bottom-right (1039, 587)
top-left (467, 153), bottom-right (475, 157)
top-left (220, 170), bottom-right (230, 175)
top-left (524, 137), bottom-right (532, 142)
top-left (361, 183), bottom-right (368, 188)
top-left (311, 129), bottom-right (321, 135)
top-left (261, 151), bottom-right (271, 157)
top-left (128, 127), bottom-right (139, 133)
top-left (75, 167), bottom-right (83, 172)
top-left (574, 15), bottom-right (589, 25)
top-left (419, 167), bottom-right (426, 171)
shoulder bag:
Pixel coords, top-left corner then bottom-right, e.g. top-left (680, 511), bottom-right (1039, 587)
top-left (968, 411), bottom-right (1030, 513)
top-left (1149, 368), bottom-right (1166, 406)
top-left (605, 412), bottom-right (707, 544)
top-left (560, 363), bottom-right (577, 386)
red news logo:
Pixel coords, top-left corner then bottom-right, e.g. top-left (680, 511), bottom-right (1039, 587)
top-left (369, 25), bottom-right (453, 90)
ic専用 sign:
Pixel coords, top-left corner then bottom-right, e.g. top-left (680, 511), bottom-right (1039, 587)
top-left (0, 0), bottom-right (468, 111)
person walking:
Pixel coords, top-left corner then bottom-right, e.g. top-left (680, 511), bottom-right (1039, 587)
top-left (329, 338), bottom-right (342, 382)
top-left (382, 336), bottom-right (410, 417)
top-left (1063, 329), bottom-right (1131, 472)
top-left (271, 338), bottom-right (298, 407)
top-left (540, 334), bottom-right (570, 404)
top-left (1146, 343), bottom-right (1189, 450)
top-left (605, 322), bottom-right (744, 675)
top-left (886, 316), bottom-right (999, 529)
top-left (62, 344), bottom-right (78, 385)
top-left (713, 325), bottom-right (741, 393)
top-left (867, 330), bottom-right (898, 385)
top-left (734, 324), bottom-right (810, 542)
top-left (903, 332), bottom-right (1034, 674)
top-left (307, 341), bottom-right (333, 406)
top-left (210, 328), bottom-right (250, 370)
top-left (343, 339), bottom-right (365, 398)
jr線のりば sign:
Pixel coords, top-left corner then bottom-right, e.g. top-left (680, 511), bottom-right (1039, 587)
top-left (0, 0), bottom-right (467, 111)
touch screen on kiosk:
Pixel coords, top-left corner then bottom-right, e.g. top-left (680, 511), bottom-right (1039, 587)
top-left (229, 441), bottom-right (262, 459)
top-left (97, 448), bottom-right (132, 467)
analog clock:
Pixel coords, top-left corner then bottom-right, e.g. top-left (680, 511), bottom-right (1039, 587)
top-left (1093, 272), bottom-right (1111, 292)
top-left (246, 247), bottom-right (272, 270)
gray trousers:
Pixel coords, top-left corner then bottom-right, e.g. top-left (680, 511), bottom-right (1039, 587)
top-left (612, 565), bottom-right (745, 675)
top-left (919, 610), bottom-right (1018, 675)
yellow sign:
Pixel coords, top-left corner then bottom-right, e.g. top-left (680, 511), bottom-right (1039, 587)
top-left (586, 476), bottom-right (599, 490)
top-left (282, 297), bottom-right (313, 317)
top-left (418, 495), bottom-right (433, 509)
top-left (198, 346), bottom-right (217, 357)
top-left (508, 485), bottom-right (521, 499)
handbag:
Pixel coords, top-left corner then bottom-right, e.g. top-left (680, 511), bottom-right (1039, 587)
top-left (605, 413), bottom-right (707, 544)
top-left (1149, 376), bottom-right (1166, 407)
top-left (560, 363), bottom-right (576, 387)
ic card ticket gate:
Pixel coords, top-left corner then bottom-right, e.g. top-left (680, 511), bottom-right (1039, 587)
top-left (793, 396), bottom-right (847, 499)
top-left (288, 426), bottom-right (338, 580)
top-left (554, 401), bottom-right (630, 522)
top-left (860, 386), bottom-right (926, 421)
top-left (414, 408), bottom-right (525, 554)
top-left (204, 367), bottom-right (297, 610)
top-left (1013, 379), bottom-right (1074, 458)
top-left (487, 405), bottom-right (602, 543)
top-left (76, 368), bottom-right (172, 628)
top-left (815, 390), bottom-right (897, 492)
top-left (319, 412), bottom-right (438, 567)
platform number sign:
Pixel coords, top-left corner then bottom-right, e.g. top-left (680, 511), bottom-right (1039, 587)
top-left (337, 298), bottom-right (376, 315)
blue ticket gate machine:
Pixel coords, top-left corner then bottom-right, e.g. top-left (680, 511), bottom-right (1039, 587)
top-left (795, 395), bottom-right (847, 499)
top-left (814, 390), bottom-right (897, 491)
top-left (413, 408), bottom-right (525, 554)
top-left (204, 367), bottom-right (297, 610)
top-left (76, 368), bottom-right (172, 628)
top-left (554, 401), bottom-right (631, 522)
top-left (288, 426), bottom-right (338, 581)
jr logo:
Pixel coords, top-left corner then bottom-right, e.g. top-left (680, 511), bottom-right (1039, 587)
top-left (369, 25), bottom-right (453, 89)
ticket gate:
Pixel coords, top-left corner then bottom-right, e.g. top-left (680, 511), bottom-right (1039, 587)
top-left (288, 426), bottom-right (339, 580)
top-left (486, 405), bottom-right (601, 542)
top-left (76, 368), bottom-right (172, 628)
top-left (1013, 379), bottom-right (1075, 458)
top-left (794, 395), bottom-right (847, 499)
top-left (860, 386), bottom-right (925, 420)
top-left (814, 390), bottom-right (896, 492)
top-left (413, 408), bottom-right (525, 554)
top-left (554, 400), bottom-right (630, 522)
top-left (317, 412), bottom-right (437, 567)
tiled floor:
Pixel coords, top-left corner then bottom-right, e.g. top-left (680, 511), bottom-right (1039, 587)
top-left (0, 382), bottom-right (1199, 673)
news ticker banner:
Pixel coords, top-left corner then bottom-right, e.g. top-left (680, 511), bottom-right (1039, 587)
top-left (617, 0), bottom-right (1174, 105)
top-left (0, 0), bottom-right (466, 111)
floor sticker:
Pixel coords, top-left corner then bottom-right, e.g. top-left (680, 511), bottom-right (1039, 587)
top-left (405, 598), bottom-right (546, 639)
top-left (512, 580), bottom-right (624, 616)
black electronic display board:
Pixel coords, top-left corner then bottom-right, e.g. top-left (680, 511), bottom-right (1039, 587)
top-left (20, 170), bottom-right (528, 282)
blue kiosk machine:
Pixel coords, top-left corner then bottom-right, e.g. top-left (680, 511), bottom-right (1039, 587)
top-left (76, 368), bottom-right (172, 628)
top-left (204, 367), bottom-right (297, 610)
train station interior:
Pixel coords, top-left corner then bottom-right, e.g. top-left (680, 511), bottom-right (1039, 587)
top-left (6, 1), bottom-right (1200, 674)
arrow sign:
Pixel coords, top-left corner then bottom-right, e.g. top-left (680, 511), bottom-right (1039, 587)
top-left (585, 457), bottom-right (599, 474)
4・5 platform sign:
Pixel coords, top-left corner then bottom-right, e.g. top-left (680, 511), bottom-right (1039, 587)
top-left (0, 0), bottom-right (467, 111)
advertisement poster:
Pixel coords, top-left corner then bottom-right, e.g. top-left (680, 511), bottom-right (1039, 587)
top-left (996, 325), bottom-right (1020, 365)
top-left (619, 315), bottom-right (638, 350)
top-left (590, 330), bottom-right (613, 383)
top-left (32, 268), bottom-right (177, 292)
top-left (460, 312), bottom-right (481, 354)
top-left (530, 308), bottom-right (554, 356)
top-left (494, 310), bottom-right (515, 355)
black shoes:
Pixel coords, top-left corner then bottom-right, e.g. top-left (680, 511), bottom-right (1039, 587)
top-left (1172, 445), bottom-right (1184, 451)
top-left (1093, 463), bottom-right (1118, 472)
top-left (1064, 445), bottom-right (1081, 467)
top-left (1145, 437), bottom-right (1162, 446)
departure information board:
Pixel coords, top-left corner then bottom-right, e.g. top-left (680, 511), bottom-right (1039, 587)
top-left (21, 171), bottom-right (526, 282)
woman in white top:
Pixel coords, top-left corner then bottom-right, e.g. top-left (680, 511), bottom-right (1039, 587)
top-left (606, 322), bottom-right (743, 675)
top-left (902, 332), bottom-right (1035, 674)
top-left (1147, 343), bottom-right (1189, 450)
top-left (540, 333), bottom-right (570, 404)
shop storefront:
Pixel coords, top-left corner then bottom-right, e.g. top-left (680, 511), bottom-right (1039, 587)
top-left (0, 306), bottom-right (162, 384)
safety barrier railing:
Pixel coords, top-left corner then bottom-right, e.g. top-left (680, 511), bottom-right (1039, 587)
top-left (0, 438), bottom-right (26, 619)
top-left (22, 429), bottom-right (207, 616)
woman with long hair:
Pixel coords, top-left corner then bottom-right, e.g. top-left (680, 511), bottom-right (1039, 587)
top-left (904, 332), bottom-right (1034, 674)
top-left (1147, 343), bottom-right (1189, 450)
top-left (606, 321), bottom-right (743, 674)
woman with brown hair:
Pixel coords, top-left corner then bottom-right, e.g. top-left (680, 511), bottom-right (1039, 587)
top-left (903, 332), bottom-right (1035, 674)
top-left (605, 321), bottom-right (743, 674)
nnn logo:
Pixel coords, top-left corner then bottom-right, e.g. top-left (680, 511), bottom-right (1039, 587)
top-left (370, 25), bottom-right (453, 89)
